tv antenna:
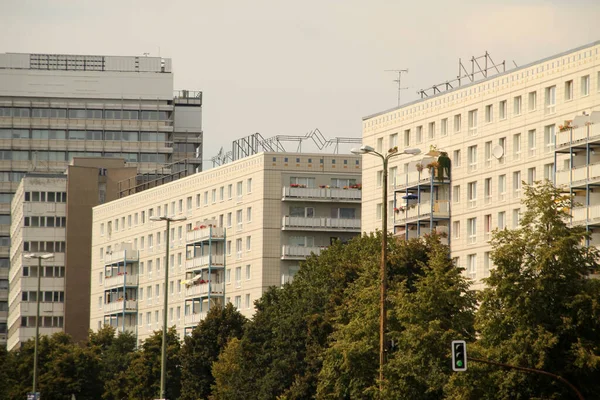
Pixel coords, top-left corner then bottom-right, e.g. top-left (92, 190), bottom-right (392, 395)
top-left (385, 69), bottom-right (409, 107)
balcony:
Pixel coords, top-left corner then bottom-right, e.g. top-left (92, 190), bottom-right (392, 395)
top-left (556, 162), bottom-right (600, 188)
top-left (19, 302), bottom-right (64, 314)
top-left (394, 200), bottom-right (450, 224)
top-left (184, 311), bottom-right (207, 326)
top-left (186, 226), bottom-right (225, 243)
top-left (281, 216), bottom-right (360, 232)
top-left (103, 300), bottom-right (137, 314)
top-left (185, 254), bottom-right (225, 270)
top-left (281, 245), bottom-right (324, 260)
top-left (105, 250), bottom-right (139, 265)
top-left (282, 187), bottom-right (361, 202)
top-left (185, 282), bottom-right (224, 298)
top-left (394, 169), bottom-right (450, 190)
top-left (104, 273), bottom-right (138, 290)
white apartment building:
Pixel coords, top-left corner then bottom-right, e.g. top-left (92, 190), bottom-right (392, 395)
top-left (0, 53), bottom-right (203, 346)
top-left (7, 175), bottom-right (67, 350)
top-left (361, 41), bottom-right (600, 288)
top-left (90, 152), bottom-right (361, 341)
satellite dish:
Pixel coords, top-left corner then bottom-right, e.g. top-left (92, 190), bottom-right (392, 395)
top-left (492, 145), bottom-right (504, 159)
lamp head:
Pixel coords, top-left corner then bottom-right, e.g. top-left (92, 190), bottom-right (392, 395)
top-left (351, 145), bottom-right (375, 155)
top-left (404, 148), bottom-right (422, 155)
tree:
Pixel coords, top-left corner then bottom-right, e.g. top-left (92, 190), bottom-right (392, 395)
top-left (180, 303), bottom-right (246, 400)
top-left (124, 327), bottom-right (182, 400)
top-left (447, 182), bottom-right (600, 399)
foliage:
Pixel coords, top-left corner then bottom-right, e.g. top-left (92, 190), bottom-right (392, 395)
top-left (180, 303), bottom-right (246, 400)
top-left (446, 181), bottom-right (600, 399)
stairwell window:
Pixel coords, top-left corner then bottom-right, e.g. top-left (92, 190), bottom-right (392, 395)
top-left (544, 85), bottom-right (556, 114)
top-left (581, 75), bottom-right (590, 96)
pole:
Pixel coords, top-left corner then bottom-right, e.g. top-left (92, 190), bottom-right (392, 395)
top-left (379, 156), bottom-right (388, 393)
top-left (160, 219), bottom-right (170, 399)
top-left (32, 257), bottom-right (42, 396)
top-left (469, 357), bottom-right (584, 400)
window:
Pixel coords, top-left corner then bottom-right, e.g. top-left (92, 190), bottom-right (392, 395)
top-left (247, 178), bottom-right (252, 193)
top-left (211, 189), bottom-right (216, 203)
top-left (485, 141), bottom-right (492, 168)
top-left (453, 185), bottom-right (461, 203)
top-left (234, 296), bottom-right (241, 309)
top-left (235, 266), bottom-right (242, 287)
top-left (484, 178), bottom-right (492, 205)
top-left (246, 264), bottom-right (251, 280)
top-left (237, 181), bottom-right (243, 198)
top-left (485, 104), bottom-right (493, 123)
top-left (513, 133), bottom-right (521, 161)
top-left (512, 208), bottom-right (521, 228)
top-left (376, 203), bottom-right (382, 220)
top-left (226, 268), bottom-right (231, 283)
top-left (204, 191), bottom-right (208, 205)
top-left (441, 118), bottom-right (448, 136)
top-left (468, 109), bottom-right (478, 135)
top-left (100, 223), bottom-right (105, 236)
top-left (498, 211), bottom-right (506, 230)
top-left (227, 212), bottom-right (232, 228)
top-left (513, 95), bottom-right (522, 116)
top-left (498, 137), bottom-right (506, 164)
top-left (513, 171), bottom-right (522, 198)
top-left (453, 149), bottom-right (461, 167)
top-left (484, 214), bottom-right (492, 241)
top-left (237, 209), bottom-right (243, 230)
top-left (467, 218), bottom-right (477, 244)
top-left (467, 145), bottom-right (477, 172)
top-left (452, 221), bottom-right (460, 239)
top-left (527, 129), bottom-right (536, 157)
top-left (247, 207), bottom-right (252, 222)
top-left (376, 137), bottom-right (383, 153)
top-left (454, 114), bottom-right (461, 133)
top-left (467, 254), bottom-right (477, 279)
top-left (581, 75), bottom-right (590, 96)
top-left (499, 100), bottom-right (507, 120)
top-left (565, 80), bottom-right (573, 101)
top-left (290, 176), bottom-right (315, 188)
top-left (236, 238), bottom-right (242, 259)
top-left (403, 129), bottom-right (411, 146)
top-left (528, 91), bottom-right (537, 111)
top-left (227, 184), bottom-right (233, 200)
top-left (416, 126), bottom-right (423, 143)
top-left (483, 252), bottom-right (491, 277)
top-left (376, 170), bottom-right (383, 187)
top-left (498, 174), bottom-right (506, 201)
top-left (428, 122), bottom-right (435, 139)
top-left (246, 236), bottom-right (251, 251)
top-left (245, 294), bottom-right (251, 309)
top-left (389, 133), bottom-right (398, 148)
top-left (527, 167), bottom-right (536, 185)
top-left (544, 124), bottom-right (556, 153)
top-left (544, 85), bottom-right (556, 114)
top-left (467, 181), bottom-right (477, 208)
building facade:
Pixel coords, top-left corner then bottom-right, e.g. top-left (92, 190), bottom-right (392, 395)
top-left (8, 175), bottom-right (67, 350)
top-left (361, 41), bottom-right (600, 288)
top-left (90, 152), bottom-right (362, 341)
top-left (0, 53), bottom-right (203, 346)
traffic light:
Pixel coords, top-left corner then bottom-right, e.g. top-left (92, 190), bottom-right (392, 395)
top-left (451, 340), bottom-right (467, 371)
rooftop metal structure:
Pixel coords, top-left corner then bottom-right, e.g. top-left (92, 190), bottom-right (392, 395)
top-left (211, 129), bottom-right (362, 167)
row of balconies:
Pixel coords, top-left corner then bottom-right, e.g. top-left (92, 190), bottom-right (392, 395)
top-left (281, 245), bottom-right (324, 260)
top-left (394, 169), bottom-right (450, 191)
top-left (394, 200), bottom-right (451, 225)
top-left (281, 216), bottom-right (360, 231)
top-left (282, 186), bottom-right (361, 202)
top-left (0, 139), bottom-right (174, 153)
top-left (103, 300), bottom-right (137, 314)
top-left (1, 116), bottom-right (174, 129)
top-left (556, 162), bottom-right (600, 187)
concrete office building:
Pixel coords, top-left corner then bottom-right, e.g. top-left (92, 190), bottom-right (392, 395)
top-left (6, 158), bottom-right (137, 350)
top-left (361, 41), bottom-right (600, 288)
top-left (0, 52), bottom-right (203, 346)
top-left (90, 152), bottom-right (362, 341)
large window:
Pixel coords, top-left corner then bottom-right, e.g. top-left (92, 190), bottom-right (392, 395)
top-left (332, 207), bottom-right (356, 219)
top-left (467, 181), bottom-right (477, 208)
top-left (581, 75), bottom-right (590, 96)
top-left (290, 176), bottom-right (315, 188)
top-left (544, 124), bottom-right (556, 153)
top-left (544, 85), bottom-right (556, 114)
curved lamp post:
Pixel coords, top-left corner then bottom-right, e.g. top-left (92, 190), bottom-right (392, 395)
top-left (149, 215), bottom-right (187, 400)
top-left (350, 145), bottom-right (421, 393)
top-left (24, 252), bottom-right (54, 399)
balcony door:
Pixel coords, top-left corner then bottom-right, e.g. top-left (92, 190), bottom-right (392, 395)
top-left (290, 206), bottom-right (315, 218)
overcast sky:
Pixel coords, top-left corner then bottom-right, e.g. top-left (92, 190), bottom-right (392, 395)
top-left (1, 0), bottom-right (599, 160)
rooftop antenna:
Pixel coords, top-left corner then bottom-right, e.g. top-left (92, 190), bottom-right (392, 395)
top-left (385, 69), bottom-right (409, 107)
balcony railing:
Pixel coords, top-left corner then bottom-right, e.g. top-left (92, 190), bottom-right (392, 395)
top-left (282, 216), bottom-right (360, 231)
top-left (186, 226), bottom-right (225, 242)
top-left (394, 200), bottom-right (450, 223)
top-left (185, 282), bottom-right (225, 297)
top-left (281, 245), bottom-right (324, 259)
top-left (105, 250), bottom-right (139, 265)
top-left (282, 187), bottom-right (361, 201)
top-left (184, 311), bottom-right (207, 326)
top-left (395, 169), bottom-right (450, 190)
top-left (571, 204), bottom-right (600, 226)
top-left (103, 300), bottom-right (137, 314)
top-left (104, 273), bottom-right (138, 289)
top-left (185, 254), bottom-right (225, 270)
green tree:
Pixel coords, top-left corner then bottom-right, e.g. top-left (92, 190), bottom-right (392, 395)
top-left (124, 327), bottom-right (182, 400)
top-left (447, 182), bottom-right (600, 399)
top-left (180, 303), bottom-right (246, 400)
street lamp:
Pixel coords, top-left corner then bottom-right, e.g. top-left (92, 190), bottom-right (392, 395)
top-left (350, 145), bottom-right (421, 392)
top-left (149, 215), bottom-right (187, 400)
top-left (24, 252), bottom-right (54, 399)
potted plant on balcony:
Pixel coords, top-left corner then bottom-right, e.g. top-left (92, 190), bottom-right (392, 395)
top-left (415, 163), bottom-right (424, 173)
top-left (559, 120), bottom-right (573, 132)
